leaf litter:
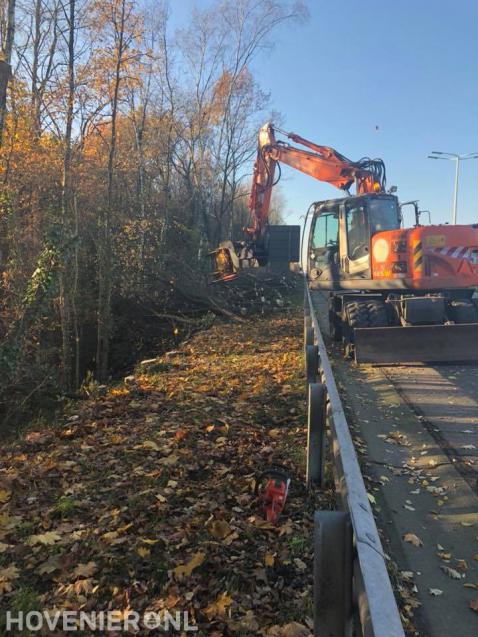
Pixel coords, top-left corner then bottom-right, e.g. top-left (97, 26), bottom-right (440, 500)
top-left (0, 287), bottom-right (327, 635)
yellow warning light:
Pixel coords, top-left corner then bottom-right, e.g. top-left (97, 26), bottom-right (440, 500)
top-left (372, 182), bottom-right (381, 192)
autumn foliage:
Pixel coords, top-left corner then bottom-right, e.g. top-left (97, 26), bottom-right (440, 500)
top-left (0, 0), bottom-right (306, 426)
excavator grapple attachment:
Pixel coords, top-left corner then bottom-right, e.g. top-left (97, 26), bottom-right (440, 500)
top-left (209, 241), bottom-right (240, 283)
top-left (354, 323), bottom-right (478, 364)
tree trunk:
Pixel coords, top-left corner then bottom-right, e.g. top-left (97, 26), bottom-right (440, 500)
top-left (96, 0), bottom-right (126, 381)
top-left (0, 0), bottom-right (15, 146)
top-left (59, 0), bottom-right (76, 390)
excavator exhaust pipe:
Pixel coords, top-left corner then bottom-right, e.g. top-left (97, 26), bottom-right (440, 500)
top-left (354, 323), bottom-right (478, 364)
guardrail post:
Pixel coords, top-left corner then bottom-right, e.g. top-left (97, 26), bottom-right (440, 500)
top-left (304, 312), bottom-right (315, 364)
top-left (314, 511), bottom-right (353, 637)
top-left (307, 383), bottom-right (326, 487)
top-left (304, 291), bottom-right (310, 315)
top-left (306, 344), bottom-right (319, 384)
top-left (304, 315), bottom-right (314, 350)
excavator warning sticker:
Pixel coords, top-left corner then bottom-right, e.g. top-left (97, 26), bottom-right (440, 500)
top-left (413, 240), bottom-right (424, 271)
top-left (425, 234), bottom-right (446, 248)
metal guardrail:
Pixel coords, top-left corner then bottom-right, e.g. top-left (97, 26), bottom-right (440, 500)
top-left (305, 286), bottom-right (405, 637)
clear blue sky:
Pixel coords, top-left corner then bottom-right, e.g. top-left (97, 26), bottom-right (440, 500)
top-left (171, 1), bottom-right (478, 228)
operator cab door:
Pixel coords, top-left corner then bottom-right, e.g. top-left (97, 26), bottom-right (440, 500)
top-left (308, 203), bottom-right (340, 282)
top-left (339, 199), bottom-right (372, 278)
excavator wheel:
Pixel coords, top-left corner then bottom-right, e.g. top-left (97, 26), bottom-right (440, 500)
top-left (345, 301), bottom-right (370, 329)
top-left (448, 300), bottom-right (478, 324)
top-left (342, 301), bottom-right (369, 358)
top-left (342, 299), bottom-right (389, 359)
top-left (366, 300), bottom-right (389, 327)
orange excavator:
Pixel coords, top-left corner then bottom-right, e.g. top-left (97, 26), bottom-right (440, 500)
top-left (212, 123), bottom-right (478, 363)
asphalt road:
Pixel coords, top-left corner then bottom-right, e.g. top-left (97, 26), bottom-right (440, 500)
top-left (381, 364), bottom-right (478, 488)
top-left (311, 290), bottom-right (478, 637)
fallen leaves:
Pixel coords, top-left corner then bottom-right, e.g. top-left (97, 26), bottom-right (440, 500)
top-left (172, 552), bottom-right (205, 581)
top-left (437, 551), bottom-right (451, 560)
top-left (138, 440), bottom-right (161, 452)
top-left (384, 431), bottom-right (411, 447)
top-left (26, 531), bottom-right (62, 546)
top-left (264, 553), bottom-right (275, 567)
top-left (440, 565), bottom-right (465, 580)
top-left (403, 533), bottom-right (423, 547)
top-left (0, 565), bottom-right (19, 596)
top-left (470, 598), bottom-right (478, 612)
top-left (205, 517), bottom-right (232, 540)
top-left (266, 622), bottom-right (311, 637)
top-left (229, 610), bottom-right (259, 632)
top-left (0, 294), bottom-right (320, 633)
top-left (37, 555), bottom-right (62, 575)
top-left (203, 592), bottom-right (233, 620)
top-left (73, 561), bottom-right (97, 579)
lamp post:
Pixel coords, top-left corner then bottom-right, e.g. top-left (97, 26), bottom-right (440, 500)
top-left (428, 151), bottom-right (478, 224)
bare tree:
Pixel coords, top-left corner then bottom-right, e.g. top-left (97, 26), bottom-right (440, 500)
top-left (15, 0), bottom-right (63, 136)
top-left (0, 0), bottom-right (16, 144)
top-left (175, 0), bottom-right (307, 247)
top-left (57, 0), bottom-right (76, 389)
top-left (91, 0), bottom-right (142, 380)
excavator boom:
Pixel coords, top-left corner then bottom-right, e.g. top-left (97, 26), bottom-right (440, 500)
top-left (211, 123), bottom-right (385, 281)
top-left (212, 121), bottom-right (478, 365)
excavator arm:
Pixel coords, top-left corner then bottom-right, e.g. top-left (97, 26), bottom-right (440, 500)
top-left (211, 122), bottom-right (386, 281)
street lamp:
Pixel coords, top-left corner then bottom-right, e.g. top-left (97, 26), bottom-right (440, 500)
top-left (427, 151), bottom-right (478, 224)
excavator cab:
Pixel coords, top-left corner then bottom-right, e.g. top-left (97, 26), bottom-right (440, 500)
top-left (308, 194), bottom-right (478, 364)
top-left (308, 194), bottom-right (401, 286)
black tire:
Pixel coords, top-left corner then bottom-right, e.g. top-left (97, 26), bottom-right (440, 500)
top-left (342, 301), bottom-right (369, 358)
top-left (448, 300), bottom-right (478, 324)
top-left (342, 300), bottom-right (388, 359)
top-left (366, 300), bottom-right (389, 327)
top-left (345, 301), bottom-right (369, 328)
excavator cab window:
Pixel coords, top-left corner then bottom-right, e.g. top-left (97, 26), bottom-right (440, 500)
top-left (311, 209), bottom-right (339, 266)
top-left (368, 197), bottom-right (400, 234)
top-left (345, 203), bottom-right (369, 261)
